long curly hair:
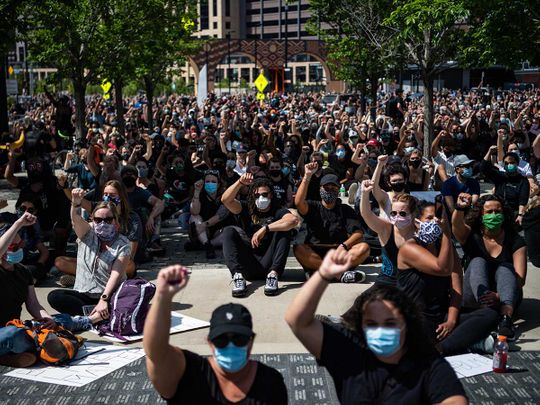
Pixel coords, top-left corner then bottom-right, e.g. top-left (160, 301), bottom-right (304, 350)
top-left (464, 194), bottom-right (514, 231)
top-left (341, 284), bottom-right (437, 358)
top-left (247, 178), bottom-right (275, 224)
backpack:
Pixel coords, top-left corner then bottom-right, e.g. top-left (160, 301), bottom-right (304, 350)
top-left (7, 319), bottom-right (85, 366)
top-left (98, 278), bottom-right (156, 340)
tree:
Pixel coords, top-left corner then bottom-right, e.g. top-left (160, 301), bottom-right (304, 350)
top-left (384, 0), bottom-right (468, 157)
top-left (22, 0), bottom-right (102, 139)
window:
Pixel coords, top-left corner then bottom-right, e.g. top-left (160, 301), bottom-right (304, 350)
top-left (309, 64), bottom-right (323, 82)
top-left (225, 21), bottom-right (231, 29)
top-left (200, 1), bottom-right (209, 30)
top-left (241, 68), bottom-right (250, 82)
top-left (215, 68), bottom-right (224, 82)
top-left (213, 21), bottom-right (218, 29)
top-left (225, 0), bottom-right (230, 16)
top-left (296, 66), bottom-right (306, 83)
top-left (212, 0), bottom-right (217, 17)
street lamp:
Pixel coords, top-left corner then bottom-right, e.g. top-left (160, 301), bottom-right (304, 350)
top-left (227, 33), bottom-right (231, 95)
top-left (203, 42), bottom-right (211, 93)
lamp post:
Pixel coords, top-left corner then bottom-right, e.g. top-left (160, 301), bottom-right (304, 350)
top-left (227, 33), bottom-right (231, 95)
top-left (203, 42), bottom-right (211, 93)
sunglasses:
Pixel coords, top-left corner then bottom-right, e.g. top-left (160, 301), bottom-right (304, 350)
top-left (19, 206), bottom-right (36, 214)
top-left (93, 216), bottom-right (114, 224)
top-left (390, 210), bottom-right (409, 218)
top-left (254, 192), bottom-right (270, 198)
top-left (211, 333), bottom-right (252, 349)
top-left (409, 158), bottom-right (421, 162)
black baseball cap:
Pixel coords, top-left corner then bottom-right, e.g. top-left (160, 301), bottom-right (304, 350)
top-left (320, 174), bottom-right (340, 187)
top-left (208, 303), bottom-right (253, 340)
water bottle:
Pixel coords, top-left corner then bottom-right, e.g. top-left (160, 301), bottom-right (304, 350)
top-left (492, 335), bottom-right (508, 373)
top-left (339, 184), bottom-right (346, 198)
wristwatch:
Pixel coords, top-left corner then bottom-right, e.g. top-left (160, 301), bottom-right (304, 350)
top-left (100, 294), bottom-right (109, 302)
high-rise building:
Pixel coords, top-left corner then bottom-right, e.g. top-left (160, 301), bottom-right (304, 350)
top-left (182, 0), bottom-right (327, 93)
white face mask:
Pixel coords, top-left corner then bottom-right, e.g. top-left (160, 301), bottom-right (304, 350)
top-left (255, 196), bottom-right (271, 210)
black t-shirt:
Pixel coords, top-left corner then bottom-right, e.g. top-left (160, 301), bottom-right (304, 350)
top-left (328, 155), bottom-right (353, 180)
top-left (318, 323), bottom-right (466, 405)
top-left (0, 264), bottom-right (33, 326)
top-left (398, 268), bottom-right (451, 324)
top-left (238, 201), bottom-right (291, 240)
top-left (166, 350), bottom-right (288, 405)
top-left (522, 206), bottom-right (540, 266)
top-left (305, 168), bottom-right (336, 201)
top-left (302, 200), bottom-right (362, 244)
top-left (463, 230), bottom-right (526, 268)
top-left (270, 177), bottom-right (290, 208)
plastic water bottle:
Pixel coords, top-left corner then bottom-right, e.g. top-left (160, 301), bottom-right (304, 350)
top-left (339, 184), bottom-right (346, 198)
top-left (492, 335), bottom-right (508, 373)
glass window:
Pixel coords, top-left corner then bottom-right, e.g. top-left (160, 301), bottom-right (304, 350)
top-left (225, 0), bottom-right (231, 16)
top-left (200, 1), bottom-right (209, 30)
top-left (212, 0), bottom-right (218, 17)
top-left (296, 66), bottom-right (306, 83)
top-left (309, 64), bottom-right (322, 82)
top-left (241, 68), bottom-right (250, 82)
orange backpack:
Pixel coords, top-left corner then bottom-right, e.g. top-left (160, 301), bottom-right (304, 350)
top-left (7, 319), bottom-right (85, 366)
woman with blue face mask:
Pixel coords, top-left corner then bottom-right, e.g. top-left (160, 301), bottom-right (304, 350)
top-left (286, 249), bottom-right (467, 405)
top-left (186, 171), bottom-right (235, 259)
top-left (144, 266), bottom-right (288, 404)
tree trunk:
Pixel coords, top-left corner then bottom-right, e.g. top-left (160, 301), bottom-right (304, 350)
top-left (360, 78), bottom-right (367, 117)
top-left (0, 56), bottom-right (8, 134)
top-left (72, 77), bottom-right (87, 142)
top-left (114, 79), bottom-right (125, 137)
top-left (369, 73), bottom-right (378, 122)
top-left (144, 76), bottom-right (154, 129)
top-left (422, 74), bottom-right (434, 158)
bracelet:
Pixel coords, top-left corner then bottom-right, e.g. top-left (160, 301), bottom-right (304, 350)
top-left (318, 270), bottom-right (334, 283)
top-left (265, 224), bottom-right (270, 233)
top-left (72, 203), bottom-right (81, 208)
top-left (517, 213), bottom-right (524, 217)
top-left (341, 243), bottom-right (349, 251)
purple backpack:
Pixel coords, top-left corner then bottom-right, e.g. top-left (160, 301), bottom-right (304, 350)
top-left (98, 278), bottom-right (156, 340)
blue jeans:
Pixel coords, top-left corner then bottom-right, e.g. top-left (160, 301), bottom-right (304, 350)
top-left (0, 314), bottom-right (79, 357)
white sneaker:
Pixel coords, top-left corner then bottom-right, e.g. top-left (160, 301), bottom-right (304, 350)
top-left (468, 334), bottom-right (495, 354)
top-left (231, 273), bottom-right (247, 297)
top-left (340, 270), bottom-right (366, 283)
top-left (264, 273), bottom-right (279, 296)
top-left (348, 182), bottom-right (359, 205)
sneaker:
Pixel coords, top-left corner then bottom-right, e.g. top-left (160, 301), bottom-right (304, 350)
top-left (0, 352), bottom-right (37, 368)
top-left (264, 273), bottom-right (279, 296)
top-left (468, 333), bottom-right (495, 354)
top-left (231, 273), bottom-right (247, 297)
top-left (147, 241), bottom-right (166, 257)
top-left (58, 274), bottom-right (75, 288)
top-left (70, 316), bottom-right (92, 332)
top-left (497, 315), bottom-right (516, 340)
top-left (205, 242), bottom-right (216, 260)
top-left (340, 270), bottom-right (366, 284)
top-left (348, 182), bottom-right (359, 205)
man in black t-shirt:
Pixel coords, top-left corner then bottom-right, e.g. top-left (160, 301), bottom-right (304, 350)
top-left (267, 157), bottom-right (293, 207)
top-left (144, 267), bottom-right (288, 405)
top-left (221, 174), bottom-right (299, 297)
top-left (294, 165), bottom-right (370, 283)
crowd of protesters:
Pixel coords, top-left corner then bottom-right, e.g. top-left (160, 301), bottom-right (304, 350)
top-left (1, 85), bottom-right (540, 403)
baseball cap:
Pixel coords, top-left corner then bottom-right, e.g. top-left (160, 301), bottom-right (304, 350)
top-left (367, 139), bottom-right (381, 147)
top-left (208, 303), bottom-right (253, 340)
top-left (320, 174), bottom-right (340, 187)
top-left (453, 155), bottom-right (474, 167)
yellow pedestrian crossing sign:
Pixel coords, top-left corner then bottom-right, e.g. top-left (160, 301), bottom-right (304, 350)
top-left (256, 92), bottom-right (265, 100)
top-left (254, 73), bottom-right (269, 93)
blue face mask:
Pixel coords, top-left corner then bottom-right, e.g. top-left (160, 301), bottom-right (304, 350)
top-left (226, 159), bottom-right (236, 169)
top-left (103, 195), bottom-right (121, 206)
top-left (364, 327), bottom-right (402, 357)
top-left (336, 149), bottom-right (346, 159)
top-left (214, 343), bottom-right (248, 373)
top-left (6, 248), bottom-right (24, 264)
top-left (281, 167), bottom-right (290, 176)
top-left (461, 167), bottom-right (473, 178)
top-left (204, 182), bottom-right (218, 194)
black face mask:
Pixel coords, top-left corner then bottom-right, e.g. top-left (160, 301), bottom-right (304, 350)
top-left (122, 176), bottom-right (136, 188)
top-left (409, 159), bottom-right (422, 169)
top-left (269, 169), bottom-right (281, 178)
top-left (315, 161), bottom-right (323, 170)
top-left (390, 182), bottom-right (406, 192)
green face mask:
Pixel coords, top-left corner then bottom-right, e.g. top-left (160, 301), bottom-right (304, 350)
top-left (482, 213), bottom-right (504, 230)
top-left (505, 164), bottom-right (517, 174)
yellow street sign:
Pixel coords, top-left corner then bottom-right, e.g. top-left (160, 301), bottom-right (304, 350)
top-left (103, 93), bottom-right (110, 100)
top-left (254, 73), bottom-right (269, 93)
top-left (101, 79), bottom-right (112, 94)
top-left (8, 66), bottom-right (14, 76)
top-left (256, 92), bottom-right (265, 100)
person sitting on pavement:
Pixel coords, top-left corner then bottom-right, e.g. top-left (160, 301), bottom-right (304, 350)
top-left (441, 154), bottom-right (480, 213)
top-left (481, 148), bottom-right (530, 225)
top-left (63, 148), bottom-right (97, 190)
top-left (48, 189), bottom-right (130, 318)
top-left (185, 170), bottom-right (234, 259)
top-left (144, 265), bottom-right (288, 404)
top-left (397, 201), bottom-right (499, 355)
top-left (285, 250), bottom-right (467, 405)
top-left (293, 164), bottom-right (370, 283)
top-left (360, 181), bottom-right (417, 286)
top-left (452, 193), bottom-right (527, 340)
top-left (370, 155), bottom-right (409, 220)
top-left (522, 196), bottom-right (540, 267)
top-left (0, 196), bottom-right (50, 283)
top-left (404, 149), bottom-right (432, 192)
top-left (221, 173), bottom-right (299, 297)
top-left (267, 157), bottom-right (293, 208)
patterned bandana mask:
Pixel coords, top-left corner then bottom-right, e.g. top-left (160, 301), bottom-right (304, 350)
top-left (415, 220), bottom-right (443, 245)
top-left (320, 189), bottom-right (338, 204)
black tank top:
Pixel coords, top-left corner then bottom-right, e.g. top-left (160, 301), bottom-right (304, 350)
top-left (397, 267), bottom-right (450, 323)
top-left (376, 227), bottom-right (399, 286)
top-left (407, 170), bottom-right (427, 192)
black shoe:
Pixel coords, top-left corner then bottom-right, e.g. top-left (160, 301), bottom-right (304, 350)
top-left (205, 243), bottom-right (216, 259)
top-left (497, 315), bottom-right (516, 340)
